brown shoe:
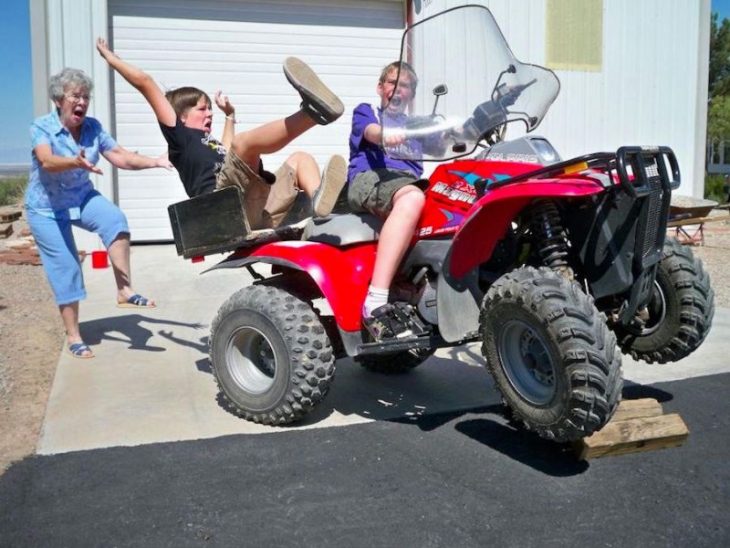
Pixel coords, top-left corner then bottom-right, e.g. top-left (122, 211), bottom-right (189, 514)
top-left (283, 57), bottom-right (344, 125)
top-left (313, 155), bottom-right (347, 217)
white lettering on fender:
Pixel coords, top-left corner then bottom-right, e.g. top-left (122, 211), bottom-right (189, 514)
top-left (431, 182), bottom-right (475, 204)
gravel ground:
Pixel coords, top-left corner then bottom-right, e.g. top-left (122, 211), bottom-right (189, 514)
top-left (1, 212), bottom-right (729, 475)
top-left (683, 220), bottom-right (730, 306)
top-left (0, 262), bottom-right (63, 474)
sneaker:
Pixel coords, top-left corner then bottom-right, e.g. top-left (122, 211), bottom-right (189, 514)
top-left (363, 303), bottom-right (414, 341)
top-left (313, 155), bottom-right (347, 217)
top-left (283, 57), bottom-right (344, 125)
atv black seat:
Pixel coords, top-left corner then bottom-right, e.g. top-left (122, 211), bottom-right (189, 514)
top-left (302, 213), bottom-right (383, 246)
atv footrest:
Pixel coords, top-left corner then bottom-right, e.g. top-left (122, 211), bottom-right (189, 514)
top-left (356, 335), bottom-right (442, 356)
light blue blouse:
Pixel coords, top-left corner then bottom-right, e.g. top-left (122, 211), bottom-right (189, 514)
top-left (25, 110), bottom-right (117, 218)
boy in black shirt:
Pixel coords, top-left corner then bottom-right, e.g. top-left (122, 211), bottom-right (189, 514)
top-left (97, 38), bottom-right (345, 228)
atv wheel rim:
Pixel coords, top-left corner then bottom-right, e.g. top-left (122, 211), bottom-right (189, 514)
top-left (225, 326), bottom-right (277, 394)
top-left (498, 319), bottom-right (556, 405)
top-left (640, 280), bottom-right (667, 335)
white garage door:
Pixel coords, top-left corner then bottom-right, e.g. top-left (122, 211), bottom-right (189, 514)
top-left (108, 0), bottom-right (404, 241)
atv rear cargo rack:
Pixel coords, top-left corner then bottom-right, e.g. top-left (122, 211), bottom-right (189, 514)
top-left (168, 186), bottom-right (300, 259)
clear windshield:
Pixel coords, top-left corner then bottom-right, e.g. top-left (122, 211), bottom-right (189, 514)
top-left (382, 5), bottom-right (560, 161)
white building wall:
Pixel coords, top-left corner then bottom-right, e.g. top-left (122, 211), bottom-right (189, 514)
top-left (414, 0), bottom-right (710, 197)
top-left (30, 0), bottom-right (711, 246)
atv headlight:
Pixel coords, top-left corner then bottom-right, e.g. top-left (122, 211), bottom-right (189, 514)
top-left (530, 138), bottom-right (560, 164)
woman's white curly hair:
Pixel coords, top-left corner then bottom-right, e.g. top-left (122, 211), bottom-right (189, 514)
top-left (48, 68), bottom-right (93, 102)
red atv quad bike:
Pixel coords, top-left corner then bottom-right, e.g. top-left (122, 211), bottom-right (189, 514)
top-left (169, 5), bottom-right (714, 442)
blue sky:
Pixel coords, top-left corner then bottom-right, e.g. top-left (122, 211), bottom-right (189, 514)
top-left (1, 0), bottom-right (730, 165)
top-left (1, 0), bottom-right (32, 164)
top-left (717, 0), bottom-right (730, 20)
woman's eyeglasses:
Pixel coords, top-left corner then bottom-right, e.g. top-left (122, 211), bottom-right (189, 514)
top-left (65, 93), bottom-right (91, 103)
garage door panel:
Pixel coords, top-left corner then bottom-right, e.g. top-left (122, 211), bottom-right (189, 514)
top-left (111, 0), bottom-right (404, 241)
top-left (114, 20), bottom-right (403, 37)
top-left (112, 0), bottom-right (403, 29)
top-left (111, 41), bottom-right (402, 62)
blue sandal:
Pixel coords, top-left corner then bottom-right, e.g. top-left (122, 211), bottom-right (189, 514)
top-left (118, 294), bottom-right (156, 308)
top-left (69, 342), bottom-right (94, 359)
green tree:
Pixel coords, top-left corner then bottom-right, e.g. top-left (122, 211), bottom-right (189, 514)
top-left (709, 13), bottom-right (730, 98)
top-left (708, 95), bottom-right (730, 141)
top-left (707, 13), bottom-right (730, 189)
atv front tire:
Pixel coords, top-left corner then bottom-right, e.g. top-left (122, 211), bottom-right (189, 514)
top-left (210, 285), bottom-right (335, 424)
top-left (480, 267), bottom-right (622, 442)
top-left (613, 237), bottom-right (715, 364)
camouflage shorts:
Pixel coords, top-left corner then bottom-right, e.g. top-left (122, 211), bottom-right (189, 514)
top-left (347, 169), bottom-right (420, 217)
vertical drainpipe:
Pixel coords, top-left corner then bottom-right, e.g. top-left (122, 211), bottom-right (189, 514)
top-left (696, 0), bottom-right (711, 197)
top-left (29, 0), bottom-right (50, 118)
top-left (405, 0), bottom-right (414, 66)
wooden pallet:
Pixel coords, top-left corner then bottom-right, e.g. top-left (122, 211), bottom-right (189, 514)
top-left (0, 207), bottom-right (21, 223)
top-left (0, 222), bottom-right (12, 239)
top-left (576, 398), bottom-right (689, 460)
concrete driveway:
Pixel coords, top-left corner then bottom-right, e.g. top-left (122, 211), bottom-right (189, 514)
top-left (36, 244), bottom-right (730, 455)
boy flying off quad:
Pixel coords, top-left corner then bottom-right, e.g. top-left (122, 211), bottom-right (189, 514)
top-left (96, 38), bottom-right (346, 227)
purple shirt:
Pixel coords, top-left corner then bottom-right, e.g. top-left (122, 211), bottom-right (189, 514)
top-left (347, 103), bottom-right (423, 183)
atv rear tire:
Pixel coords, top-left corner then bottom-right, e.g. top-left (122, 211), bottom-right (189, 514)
top-left (357, 348), bottom-right (435, 374)
top-left (480, 267), bottom-right (622, 442)
top-left (210, 285), bottom-right (335, 424)
top-left (613, 237), bottom-right (715, 364)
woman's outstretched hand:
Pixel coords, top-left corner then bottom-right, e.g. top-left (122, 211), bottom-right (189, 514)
top-left (155, 151), bottom-right (174, 171)
top-left (76, 149), bottom-right (103, 174)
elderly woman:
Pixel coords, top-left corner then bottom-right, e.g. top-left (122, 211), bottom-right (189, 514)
top-left (26, 67), bottom-right (171, 359)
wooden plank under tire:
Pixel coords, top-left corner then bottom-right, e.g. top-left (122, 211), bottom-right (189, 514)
top-left (576, 399), bottom-right (689, 460)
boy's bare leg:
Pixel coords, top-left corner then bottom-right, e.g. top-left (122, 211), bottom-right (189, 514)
top-left (231, 111), bottom-right (316, 168)
top-left (284, 151), bottom-right (320, 197)
top-left (370, 186), bottom-right (425, 289)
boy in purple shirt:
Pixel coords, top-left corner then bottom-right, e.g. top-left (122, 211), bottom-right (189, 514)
top-left (347, 61), bottom-right (425, 339)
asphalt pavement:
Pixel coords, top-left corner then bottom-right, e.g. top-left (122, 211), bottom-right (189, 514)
top-left (1, 244), bottom-right (728, 547)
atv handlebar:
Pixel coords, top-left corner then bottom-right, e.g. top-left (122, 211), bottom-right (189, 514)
top-left (496, 78), bottom-right (537, 107)
top-left (462, 78), bottom-right (537, 141)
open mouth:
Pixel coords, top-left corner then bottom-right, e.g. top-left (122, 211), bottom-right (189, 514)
top-left (72, 106), bottom-right (86, 120)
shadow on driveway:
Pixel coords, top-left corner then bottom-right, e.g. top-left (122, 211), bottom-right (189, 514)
top-left (80, 314), bottom-right (205, 352)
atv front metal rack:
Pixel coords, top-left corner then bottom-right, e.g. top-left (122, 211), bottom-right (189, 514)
top-left (615, 146), bottom-right (680, 197)
top-left (491, 146), bottom-right (680, 197)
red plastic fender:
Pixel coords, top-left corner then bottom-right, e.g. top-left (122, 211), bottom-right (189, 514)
top-left (243, 241), bottom-right (377, 332)
top-left (449, 178), bottom-right (606, 279)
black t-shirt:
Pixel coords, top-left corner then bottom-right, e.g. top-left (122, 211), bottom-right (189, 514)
top-left (160, 119), bottom-right (226, 197)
